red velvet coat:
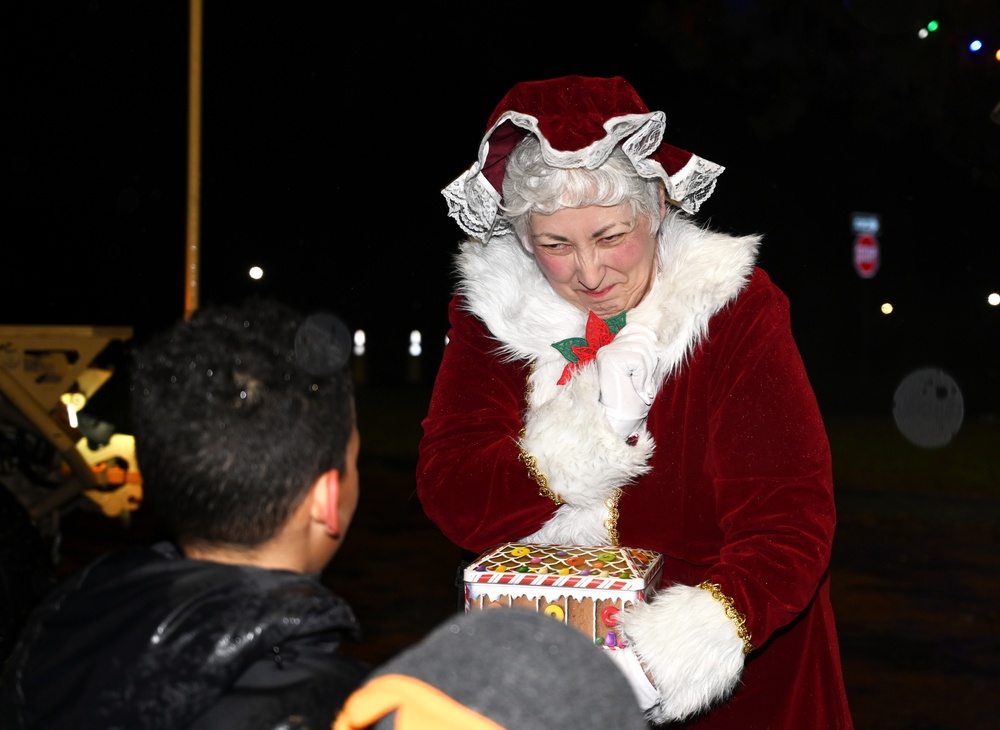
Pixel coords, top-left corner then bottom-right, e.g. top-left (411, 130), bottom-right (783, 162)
top-left (417, 213), bottom-right (853, 728)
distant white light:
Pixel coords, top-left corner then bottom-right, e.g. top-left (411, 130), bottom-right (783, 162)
top-left (249, 266), bottom-right (263, 280)
top-left (61, 391), bottom-right (87, 411)
top-left (988, 292), bottom-right (1000, 306)
top-left (918, 28), bottom-right (928, 39)
top-left (969, 39), bottom-right (982, 52)
top-left (353, 329), bottom-right (366, 356)
top-left (60, 392), bottom-right (86, 428)
top-left (62, 401), bottom-right (79, 428)
top-left (409, 330), bottom-right (422, 357)
top-left (850, 212), bottom-right (880, 235)
top-left (880, 302), bottom-right (894, 315)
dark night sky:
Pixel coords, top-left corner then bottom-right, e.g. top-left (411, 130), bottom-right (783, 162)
top-left (6, 1), bottom-right (999, 414)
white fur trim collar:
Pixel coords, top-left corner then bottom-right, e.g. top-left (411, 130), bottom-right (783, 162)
top-left (455, 210), bottom-right (760, 377)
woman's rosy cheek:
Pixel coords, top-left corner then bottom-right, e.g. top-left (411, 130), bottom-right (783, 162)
top-left (536, 255), bottom-right (574, 284)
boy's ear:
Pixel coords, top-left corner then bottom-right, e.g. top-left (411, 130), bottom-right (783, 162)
top-left (310, 469), bottom-right (341, 537)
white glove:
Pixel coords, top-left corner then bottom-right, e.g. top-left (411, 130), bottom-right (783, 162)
top-left (596, 322), bottom-right (659, 440)
top-left (604, 645), bottom-right (660, 712)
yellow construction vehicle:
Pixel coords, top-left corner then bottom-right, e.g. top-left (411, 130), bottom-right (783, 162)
top-left (0, 325), bottom-right (142, 522)
top-left (1, 324), bottom-right (143, 658)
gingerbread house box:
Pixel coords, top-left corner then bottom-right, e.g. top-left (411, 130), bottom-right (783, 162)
top-left (464, 543), bottom-right (663, 653)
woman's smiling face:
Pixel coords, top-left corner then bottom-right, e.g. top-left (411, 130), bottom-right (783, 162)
top-left (528, 202), bottom-right (659, 318)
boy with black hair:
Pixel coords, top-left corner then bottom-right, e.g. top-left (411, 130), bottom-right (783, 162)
top-left (0, 299), bottom-right (370, 729)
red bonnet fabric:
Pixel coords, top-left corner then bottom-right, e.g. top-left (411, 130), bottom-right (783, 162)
top-left (442, 75), bottom-right (723, 239)
top-left (481, 75), bottom-right (695, 196)
top-left (487, 76), bottom-right (649, 152)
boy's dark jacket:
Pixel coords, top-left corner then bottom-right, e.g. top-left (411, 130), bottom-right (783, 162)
top-left (0, 541), bottom-right (369, 729)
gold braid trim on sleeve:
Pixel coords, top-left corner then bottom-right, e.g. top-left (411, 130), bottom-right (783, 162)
top-left (697, 581), bottom-right (755, 655)
top-left (517, 427), bottom-right (564, 505)
top-left (604, 487), bottom-right (623, 547)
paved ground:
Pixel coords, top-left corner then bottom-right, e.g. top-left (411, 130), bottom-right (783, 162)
top-left (43, 386), bottom-right (1000, 729)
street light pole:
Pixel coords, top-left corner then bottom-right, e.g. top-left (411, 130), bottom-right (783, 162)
top-left (184, 0), bottom-right (203, 320)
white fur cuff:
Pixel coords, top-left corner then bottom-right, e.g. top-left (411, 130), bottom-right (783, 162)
top-left (620, 584), bottom-right (746, 724)
top-left (521, 363), bottom-right (652, 509)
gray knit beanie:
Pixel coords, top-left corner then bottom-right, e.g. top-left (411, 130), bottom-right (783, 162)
top-left (338, 607), bottom-right (649, 729)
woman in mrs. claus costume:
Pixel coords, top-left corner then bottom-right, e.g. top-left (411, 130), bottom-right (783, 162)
top-left (416, 75), bottom-right (853, 728)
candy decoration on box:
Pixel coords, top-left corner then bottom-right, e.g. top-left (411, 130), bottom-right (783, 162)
top-left (464, 543), bottom-right (663, 652)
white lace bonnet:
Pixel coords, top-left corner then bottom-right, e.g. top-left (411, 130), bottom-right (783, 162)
top-left (442, 75), bottom-right (725, 240)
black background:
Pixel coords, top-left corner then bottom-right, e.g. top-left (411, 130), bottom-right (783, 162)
top-left (6, 0), bottom-right (999, 415)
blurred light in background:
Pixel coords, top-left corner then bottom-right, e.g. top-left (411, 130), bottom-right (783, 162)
top-left (353, 329), bottom-right (366, 357)
top-left (249, 266), bottom-right (263, 280)
top-left (988, 292), bottom-right (1000, 307)
top-left (893, 368), bottom-right (964, 449)
top-left (409, 330), bottom-right (422, 357)
top-left (60, 392), bottom-right (87, 429)
top-left (880, 302), bottom-right (894, 315)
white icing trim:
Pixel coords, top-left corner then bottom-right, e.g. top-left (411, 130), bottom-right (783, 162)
top-left (467, 584), bottom-right (642, 605)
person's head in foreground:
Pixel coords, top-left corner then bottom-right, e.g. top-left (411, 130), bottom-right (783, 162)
top-left (131, 297), bottom-right (360, 572)
top-left (334, 608), bottom-right (649, 730)
top-left (0, 297), bottom-right (368, 730)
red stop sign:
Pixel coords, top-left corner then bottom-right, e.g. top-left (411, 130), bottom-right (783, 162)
top-left (853, 233), bottom-right (880, 278)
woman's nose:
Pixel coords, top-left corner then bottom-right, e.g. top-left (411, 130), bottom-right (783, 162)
top-left (576, 249), bottom-right (605, 290)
